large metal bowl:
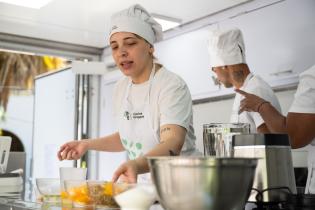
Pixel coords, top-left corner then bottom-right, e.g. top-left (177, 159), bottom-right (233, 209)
top-left (148, 157), bottom-right (257, 210)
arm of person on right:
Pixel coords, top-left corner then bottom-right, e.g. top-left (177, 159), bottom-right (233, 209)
top-left (235, 71), bottom-right (315, 149)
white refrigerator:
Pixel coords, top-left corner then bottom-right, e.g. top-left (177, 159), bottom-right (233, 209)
top-left (31, 63), bottom-right (126, 183)
top-left (32, 68), bottom-right (78, 179)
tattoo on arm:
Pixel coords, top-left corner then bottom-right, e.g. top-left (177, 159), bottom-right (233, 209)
top-left (160, 127), bottom-right (171, 134)
top-left (169, 150), bottom-right (177, 156)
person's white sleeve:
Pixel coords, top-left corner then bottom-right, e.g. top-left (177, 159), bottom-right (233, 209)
top-left (249, 112), bottom-right (264, 129)
top-left (289, 76), bottom-right (315, 114)
top-left (159, 79), bottom-right (192, 130)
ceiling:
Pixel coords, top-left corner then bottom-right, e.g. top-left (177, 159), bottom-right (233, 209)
top-left (0, 0), bottom-right (249, 48)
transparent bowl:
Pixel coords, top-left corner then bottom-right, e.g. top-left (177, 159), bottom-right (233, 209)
top-left (36, 178), bottom-right (61, 203)
top-left (86, 180), bottom-right (119, 209)
top-left (64, 180), bottom-right (91, 207)
top-left (113, 183), bottom-right (157, 210)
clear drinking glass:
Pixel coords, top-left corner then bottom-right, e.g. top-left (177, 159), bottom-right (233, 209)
top-left (59, 167), bottom-right (87, 206)
top-left (64, 180), bottom-right (90, 207)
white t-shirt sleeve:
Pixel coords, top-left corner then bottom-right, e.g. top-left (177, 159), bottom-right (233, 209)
top-left (158, 78), bottom-right (192, 130)
top-left (289, 76), bottom-right (315, 114)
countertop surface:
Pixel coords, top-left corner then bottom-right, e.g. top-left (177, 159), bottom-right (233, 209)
top-left (0, 198), bottom-right (164, 210)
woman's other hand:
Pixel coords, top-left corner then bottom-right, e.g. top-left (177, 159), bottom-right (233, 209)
top-left (112, 159), bottom-right (139, 183)
top-left (57, 140), bottom-right (89, 160)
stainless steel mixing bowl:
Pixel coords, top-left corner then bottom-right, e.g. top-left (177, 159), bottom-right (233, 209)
top-left (148, 157), bottom-right (257, 210)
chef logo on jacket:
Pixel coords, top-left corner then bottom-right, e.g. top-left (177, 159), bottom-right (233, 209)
top-left (124, 111), bottom-right (131, 120)
top-left (123, 111), bottom-right (144, 120)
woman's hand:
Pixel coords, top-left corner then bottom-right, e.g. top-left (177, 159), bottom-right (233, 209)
top-left (235, 89), bottom-right (269, 114)
top-left (112, 159), bottom-right (139, 183)
top-left (57, 140), bottom-right (89, 160)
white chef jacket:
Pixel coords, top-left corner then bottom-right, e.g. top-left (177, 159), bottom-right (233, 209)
top-left (230, 73), bottom-right (281, 133)
top-left (113, 65), bottom-right (200, 158)
top-left (289, 65), bottom-right (315, 194)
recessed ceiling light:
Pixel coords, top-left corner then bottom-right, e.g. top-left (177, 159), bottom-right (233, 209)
top-left (152, 14), bottom-right (182, 31)
top-left (0, 0), bottom-right (53, 9)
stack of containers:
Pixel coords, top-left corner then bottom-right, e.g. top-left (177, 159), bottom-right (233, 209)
top-left (0, 136), bottom-right (23, 198)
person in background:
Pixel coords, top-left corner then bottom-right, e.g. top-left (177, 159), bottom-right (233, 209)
top-left (208, 28), bottom-right (281, 133)
top-left (235, 64), bottom-right (315, 194)
top-left (57, 4), bottom-right (200, 183)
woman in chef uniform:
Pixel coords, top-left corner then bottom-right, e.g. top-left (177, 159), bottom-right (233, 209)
top-left (58, 4), bottom-right (200, 183)
top-left (235, 64), bottom-right (315, 193)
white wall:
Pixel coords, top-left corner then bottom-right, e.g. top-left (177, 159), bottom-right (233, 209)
top-left (97, 79), bottom-right (126, 180)
top-left (154, 0), bottom-right (315, 100)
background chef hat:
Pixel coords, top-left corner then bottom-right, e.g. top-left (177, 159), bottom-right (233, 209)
top-left (109, 4), bottom-right (163, 46)
top-left (208, 28), bottom-right (246, 68)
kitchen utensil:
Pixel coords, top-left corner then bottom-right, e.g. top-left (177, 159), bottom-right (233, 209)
top-left (0, 136), bottom-right (12, 174)
top-left (148, 156), bottom-right (257, 210)
top-left (233, 133), bottom-right (297, 202)
top-left (203, 123), bottom-right (250, 157)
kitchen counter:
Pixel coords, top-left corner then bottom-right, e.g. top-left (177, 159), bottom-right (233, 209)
top-left (0, 198), bottom-right (41, 210)
top-left (0, 198), bottom-right (164, 210)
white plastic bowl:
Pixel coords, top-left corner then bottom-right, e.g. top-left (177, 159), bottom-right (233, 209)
top-left (114, 183), bottom-right (157, 210)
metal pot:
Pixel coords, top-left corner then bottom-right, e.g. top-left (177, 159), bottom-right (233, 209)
top-left (233, 133), bottom-right (297, 202)
top-left (203, 123), bottom-right (250, 157)
top-left (148, 157), bottom-right (257, 210)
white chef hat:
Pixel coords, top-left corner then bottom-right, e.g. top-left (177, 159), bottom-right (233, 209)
top-left (109, 4), bottom-right (163, 46)
top-left (208, 28), bottom-right (246, 68)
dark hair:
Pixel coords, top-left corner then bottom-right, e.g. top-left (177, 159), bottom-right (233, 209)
top-left (133, 33), bottom-right (156, 59)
